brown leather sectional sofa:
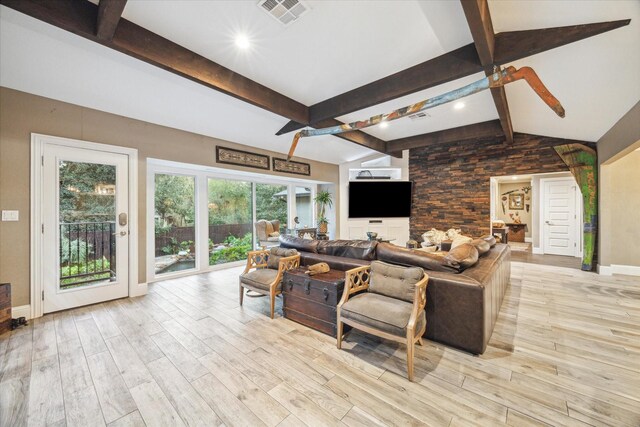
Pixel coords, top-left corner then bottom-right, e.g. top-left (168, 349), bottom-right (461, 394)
top-left (279, 235), bottom-right (511, 354)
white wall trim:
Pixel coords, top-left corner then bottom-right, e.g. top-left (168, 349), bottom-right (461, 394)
top-left (31, 133), bottom-right (141, 318)
top-left (525, 237), bottom-right (532, 243)
top-left (12, 305), bottom-right (31, 320)
top-left (599, 264), bottom-right (640, 277)
top-left (532, 246), bottom-right (544, 254)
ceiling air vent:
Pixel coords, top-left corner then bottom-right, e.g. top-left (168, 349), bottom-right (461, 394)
top-left (258, 0), bottom-right (308, 26)
top-left (408, 112), bottom-right (430, 121)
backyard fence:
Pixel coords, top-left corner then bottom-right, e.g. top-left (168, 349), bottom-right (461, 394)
top-left (154, 223), bottom-right (252, 256)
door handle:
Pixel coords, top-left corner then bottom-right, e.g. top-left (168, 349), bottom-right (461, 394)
top-left (545, 221), bottom-right (555, 225)
top-left (112, 231), bottom-right (127, 236)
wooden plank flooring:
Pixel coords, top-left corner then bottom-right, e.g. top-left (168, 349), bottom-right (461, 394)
top-left (1, 262), bottom-right (639, 426)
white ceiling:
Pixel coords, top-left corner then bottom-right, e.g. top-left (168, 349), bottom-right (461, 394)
top-left (1, 1), bottom-right (639, 165)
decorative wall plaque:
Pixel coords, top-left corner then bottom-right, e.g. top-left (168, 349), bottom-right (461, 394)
top-left (216, 146), bottom-right (270, 170)
top-left (273, 157), bottom-right (311, 176)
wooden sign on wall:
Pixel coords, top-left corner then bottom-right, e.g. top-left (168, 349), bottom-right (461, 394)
top-left (273, 158), bottom-right (311, 176)
top-left (216, 146), bottom-right (270, 170)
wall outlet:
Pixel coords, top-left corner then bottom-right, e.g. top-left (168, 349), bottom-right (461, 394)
top-left (1, 210), bottom-right (19, 221)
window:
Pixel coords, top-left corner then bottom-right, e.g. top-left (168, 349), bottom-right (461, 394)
top-left (153, 174), bottom-right (196, 275)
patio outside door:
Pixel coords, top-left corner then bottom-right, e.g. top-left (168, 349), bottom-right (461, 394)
top-left (42, 144), bottom-right (130, 313)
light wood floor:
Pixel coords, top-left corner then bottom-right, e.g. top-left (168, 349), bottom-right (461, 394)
top-left (1, 262), bottom-right (639, 426)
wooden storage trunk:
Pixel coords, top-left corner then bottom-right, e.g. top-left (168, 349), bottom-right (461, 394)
top-left (0, 283), bottom-right (11, 335)
top-left (282, 268), bottom-right (350, 338)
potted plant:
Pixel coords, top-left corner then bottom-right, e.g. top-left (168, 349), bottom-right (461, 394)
top-left (314, 190), bottom-right (333, 234)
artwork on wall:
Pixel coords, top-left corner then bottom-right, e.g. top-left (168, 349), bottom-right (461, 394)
top-left (509, 193), bottom-right (524, 210)
top-left (216, 146), bottom-right (270, 170)
top-left (273, 157), bottom-right (311, 176)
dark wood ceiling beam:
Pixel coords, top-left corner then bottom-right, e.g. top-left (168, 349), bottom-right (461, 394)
top-left (494, 19), bottom-right (630, 65)
top-left (386, 120), bottom-right (503, 153)
top-left (460, 0), bottom-right (514, 143)
top-left (96, 0), bottom-right (127, 40)
top-left (0, 0), bottom-right (309, 124)
top-left (276, 19), bottom-right (630, 136)
top-left (276, 43), bottom-right (483, 135)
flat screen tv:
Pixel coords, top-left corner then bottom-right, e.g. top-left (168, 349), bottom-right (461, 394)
top-left (348, 181), bottom-right (412, 218)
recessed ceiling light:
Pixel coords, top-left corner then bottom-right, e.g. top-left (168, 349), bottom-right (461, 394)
top-left (379, 121), bottom-right (389, 129)
top-left (512, 176), bottom-right (518, 180)
top-left (235, 34), bottom-right (251, 49)
top-left (454, 102), bottom-right (465, 110)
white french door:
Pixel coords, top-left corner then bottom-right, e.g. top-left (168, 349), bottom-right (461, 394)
top-left (542, 178), bottom-right (578, 257)
top-left (42, 144), bottom-right (130, 313)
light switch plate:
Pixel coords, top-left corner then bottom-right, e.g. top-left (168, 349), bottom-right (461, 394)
top-left (1, 210), bottom-right (19, 221)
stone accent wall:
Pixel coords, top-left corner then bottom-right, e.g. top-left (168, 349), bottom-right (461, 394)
top-left (409, 132), bottom-right (595, 238)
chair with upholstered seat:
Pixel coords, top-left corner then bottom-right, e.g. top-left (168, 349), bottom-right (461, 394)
top-left (337, 260), bottom-right (429, 381)
top-left (239, 247), bottom-right (300, 319)
top-left (254, 219), bottom-right (281, 249)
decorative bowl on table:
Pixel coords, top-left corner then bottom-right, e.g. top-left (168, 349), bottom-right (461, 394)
top-left (366, 231), bottom-right (378, 241)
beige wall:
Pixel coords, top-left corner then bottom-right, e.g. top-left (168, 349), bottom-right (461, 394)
top-left (0, 87), bottom-right (340, 307)
top-left (597, 101), bottom-right (640, 269)
top-left (599, 150), bottom-right (640, 267)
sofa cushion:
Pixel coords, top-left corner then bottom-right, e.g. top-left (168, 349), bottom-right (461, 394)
top-left (443, 243), bottom-right (479, 271)
top-left (480, 235), bottom-right (497, 247)
top-left (340, 293), bottom-right (426, 337)
top-left (376, 243), bottom-right (458, 273)
top-left (317, 239), bottom-right (378, 260)
top-left (369, 261), bottom-right (424, 303)
top-left (266, 247), bottom-right (298, 269)
top-left (470, 238), bottom-right (491, 256)
top-left (240, 269), bottom-right (280, 291)
top-left (278, 235), bottom-right (319, 253)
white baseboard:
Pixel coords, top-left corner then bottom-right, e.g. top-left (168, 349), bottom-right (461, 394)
top-left (599, 264), bottom-right (640, 276)
top-left (525, 237), bottom-right (532, 243)
top-left (532, 246), bottom-right (544, 254)
top-left (12, 305), bottom-right (31, 320)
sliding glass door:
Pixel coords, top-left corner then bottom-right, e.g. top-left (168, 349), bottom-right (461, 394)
top-left (208, 179), bottom-right (252, 265)
top-left (153, 174), bottom-right (196, 275)
top-left (255, 183), bottom-right (288, 231)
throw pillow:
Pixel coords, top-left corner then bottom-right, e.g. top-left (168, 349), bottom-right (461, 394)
top-left (443, 243), bottom-right (479, 271)
top-left (266, 247), bottom-right (298, 269)
top-left (470, 238), bottom-right (491, 256)
top-left (480, 235), bottom-right (496, 247)
top-left (450, 234), bottom-right (473, 249)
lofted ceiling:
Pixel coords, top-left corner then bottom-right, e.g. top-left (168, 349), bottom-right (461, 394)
top-left (0, 1), bottom-right (638, 165)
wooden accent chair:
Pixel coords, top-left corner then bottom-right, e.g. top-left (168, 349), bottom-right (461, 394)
top-left (239, 247), bottom-right (300, 319)
top-left (337, 261), bottom-right (429, 381)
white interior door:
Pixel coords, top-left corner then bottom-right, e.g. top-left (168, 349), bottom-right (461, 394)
top-left (542, 178), bottom-right (577, 256)
top-left (42, 144), bottom-right (129, 313)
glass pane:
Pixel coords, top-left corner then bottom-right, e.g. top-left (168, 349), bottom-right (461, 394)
top-left (59, 161), bottom-right (116, 289)
top-left (154, 174), bottom-right (196, 275)
top-left (255, 183), bottom-right (288, 230)
top-left (295, 186), bottom-right (313, 228)
top-left (208, 179), bottom-right (252, 265)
